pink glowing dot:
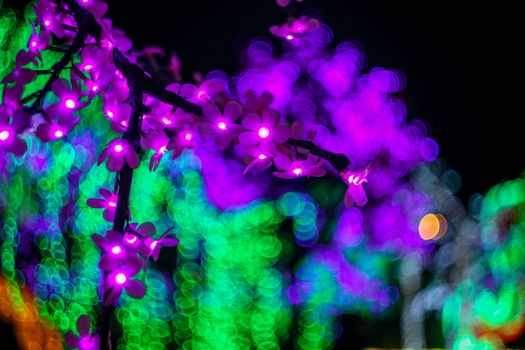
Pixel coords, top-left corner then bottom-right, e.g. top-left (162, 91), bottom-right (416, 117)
top-left (184, 131), bottom-right (193, 141)
top-left (108, 201), bottom-right (117, 208)
top-left (111, 245), bottom-right (122, 255)
top-left (196, 90), bottom-right (206, 100)
top-left (286, 34), bottom-right (294, 41)
top-left (258, 126), bottom-right (270, 139)
top-left (0, 130), bottom-right (9, 142)
top-left (81, 0), bottom-right (89, 3)
top-left (115, 272), bottom-right (127, 285)
top-left (30, 40), bottom-right (37, 48)
top-left (292, 167), bottom-right (303, 176)
top-left (347, 175), bottom-right (355, 184)
top-left (161, 117), bottom-right (172, 125)
top-left (158, 145), bottom-right (167, 154)
top-left (217, 121), bottom-right (227, 130)
top-left (149, 240), bottom-right (158, 250)
top-left (91, 85), bottom-right (99, 92)
top-left (43, 20), bottom-right (51, 27)
top-left (258, 153), bottom-right (267, 160)
top-left (124, 235), bottom-right (137, 244)
top-left (106, 110), bottom-right (114, 119)
top-left (83, 64), bottom-right (93, 71)
top-left (54, 130), bottom-right (64, 138)
top-left (65, 99), bottom-right (76, 109)
top-left (120, 121), bottom-right (128, 127)
top-left (113, 144), bottom-right (124, 153)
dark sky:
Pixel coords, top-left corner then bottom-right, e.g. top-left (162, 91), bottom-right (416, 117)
top-left (4, 0), bottom-right (524, 203)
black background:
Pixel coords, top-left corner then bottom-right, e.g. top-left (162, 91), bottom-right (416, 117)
top-left (2, 0), bottom-right (524, 348)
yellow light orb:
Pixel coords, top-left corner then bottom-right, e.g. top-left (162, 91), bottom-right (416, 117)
top-left (419, 213), bottom-right (440, 240)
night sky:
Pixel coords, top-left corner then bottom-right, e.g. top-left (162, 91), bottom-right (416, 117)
top-left (1, 0), bottom-right (524, 348)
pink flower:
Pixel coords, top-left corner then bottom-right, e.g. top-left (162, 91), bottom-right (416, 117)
top-left (64, 315), bottom-right (99, 350)
top-left (141, 131), bottom-right (170, 171)
top-left (273, 153), bottom-right (327, 179)
top-left (2, 51), bottom-right (38, 85)
top-left (28, 29), bottom-right (50, 53)
top-left (179, 79), bottom-right (225, 105)
top-left (35, 114), bottom-right (80, 143)
top-left (77, 0), bottom-right (109, 19)
top-left (46, 77), bottom-right (86, 118)
top-left (341, 168), bottom-right (369, 207)
top-left (128, 222), bottom-right (179, 261)
top-left (242, 147), bottom-right (276, 174)
top-left (98, 138), bottom-right (139, 172)
top-left (270, 16), bottom-right (321, 41)
top-left (0, 107), bottom-right (30, 157)
top-left (202, 101), bottom-right (242, 147)
top-left (86, 188), bottom-right (118, 222)
top-left (104, 263), bottom-right (146, 304)
top-left (93, 230), bottom-right (142, 271)
top-left (239, 108), bottom-right (290, 153)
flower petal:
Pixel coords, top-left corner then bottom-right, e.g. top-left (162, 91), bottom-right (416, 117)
top-left (125, 280), bottom-right (146, 299)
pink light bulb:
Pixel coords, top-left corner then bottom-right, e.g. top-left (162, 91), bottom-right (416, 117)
top-left (258, 126), bottom-right (270, 139)
top-left (161, 117), bottom-right (172, 125)
top-left (54, 130), bottom-right (64, 138)
top-left (91, 84), bottom-right (99, 92)
top-left (43, 19), bottom-right (51, 27)
top-left (184, 131), bottom-right (193, 141)
top-left (347, 175), bottom-right (355, 184)
top-left (258, 153), bottom-right (267, 160)
top-left (0, 130), bottom-right (10, 142)
top-left (196, 90), bottom-right (206, 100)
top-left (83, 64), bottom-right (93, 71)
top-left (106, 110), bottom-right (114, 119)
top-left (124, 234), bottom-right (137, 245)
top-left (292, 167), bottom-right (303, 176)
top-left (113, 144), bottom-right (124, 153)
top-left (65, 98), bottom-right (76, 109)
top-left (149, 240), bottom-right (158, 250)
top-left (286, 34), bottom-right (294, 41)
top-left (111, 245), bottom-right (122, 255)
top-left (115, 272), bottom-right (127, 285)
top-left (30, 39), bottom-right (37, 48)
top-left (217, 121), bottom-right (227, 130)
top-left (108, 200), bottom-right (117, 208)
top-left (158, 145), bottom-right (167, 154)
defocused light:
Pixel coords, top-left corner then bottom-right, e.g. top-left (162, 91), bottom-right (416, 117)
top-left (419, 213), bottom-right (447, 240)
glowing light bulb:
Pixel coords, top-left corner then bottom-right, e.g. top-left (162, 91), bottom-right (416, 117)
top-left (258, 126), bottom-right (270, 139)
top-left (43, 19), bottom-right (51, 27)
top-left (111, 245), bottom-right (122, 255)
top-left (54, 130), bottom-right (64, 138)
top-left (286, 34), bottom-right (294, 41)
top-left (161, 117), bottom-right (172, 125)
top-left (258, 153), bottom-right (267, 160)
top-left (184, 131), bottom-right (193, 141)
top-left (0, 130), bottom-right (9, 141)
top-left (292, 167), bottom-right (303, 176)
top-left (347, 175), bottom-right (355, 184)
top-left (196, 90), bottom-right (206, 100)
top-left (149, 240), bottom-right (158, 250)
top-left (158, 145), bottom-right (167, 154)
top-left (106, 110), bottom-right (114, 119)
top-left (115, 272), bottom-right (127, 285)
top-left (120, 121), bottom-right (128, 127)
top-left (79, 336), bottom-right (94, 350)
top-left (217, 121), bottom-right (227, 130)
top-left (83, 64), bottom-right (93, 71)
top-left (113, 144), bottom-right (124, 153)
top-left (124, 234), bottom-right (137, 244)
top-left (91, 84), bottom-right (99, 92)
top-left (65, 98), bottom-right (76, 109)
top-left (108, 201), bottom-right (117, 208)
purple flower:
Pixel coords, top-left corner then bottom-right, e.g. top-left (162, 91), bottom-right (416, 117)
top-left (180, 79), bottom-right (225, 105)
top-left (270, 16), bottom-right (320, 41)
top-left (273, 153), bottom-right (326, 179)
top-left (35, 114), bottom-right (80, 143)
top-left (46, 76), bottom-right (86, 118)
top-left (202, 101), bottom-right (243, 147)
top-left (141, 131), bottom-right (170, 171)
top-left (87, 188), bottom-right (118, 222)
top-left (64, 315), bottom-right (99, 350)
top-left (2, 51), bottom-right (39, 85)
top-left (28, 29), bottom-right (50, 53)
top-left (129, 222), bottom-right (179, 261)
top-left (242, 146), bottom-right (276, 174)
top-left (34, 0), bottom-right (68, 38)
top-left (98, 138), bottom-right (139, 172)
top-left (0, 107), bottom-right (29, 157)
top-left (77, 0), bottom-right (109, 19)
top-left (239, 108), bottom-right (290, 153)
top-left (104, 263), bottom-right (146, 305)
top-left (92, 230), bottom-right (142, 271)
top-left (341, 168), bottom-right (369, 207)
